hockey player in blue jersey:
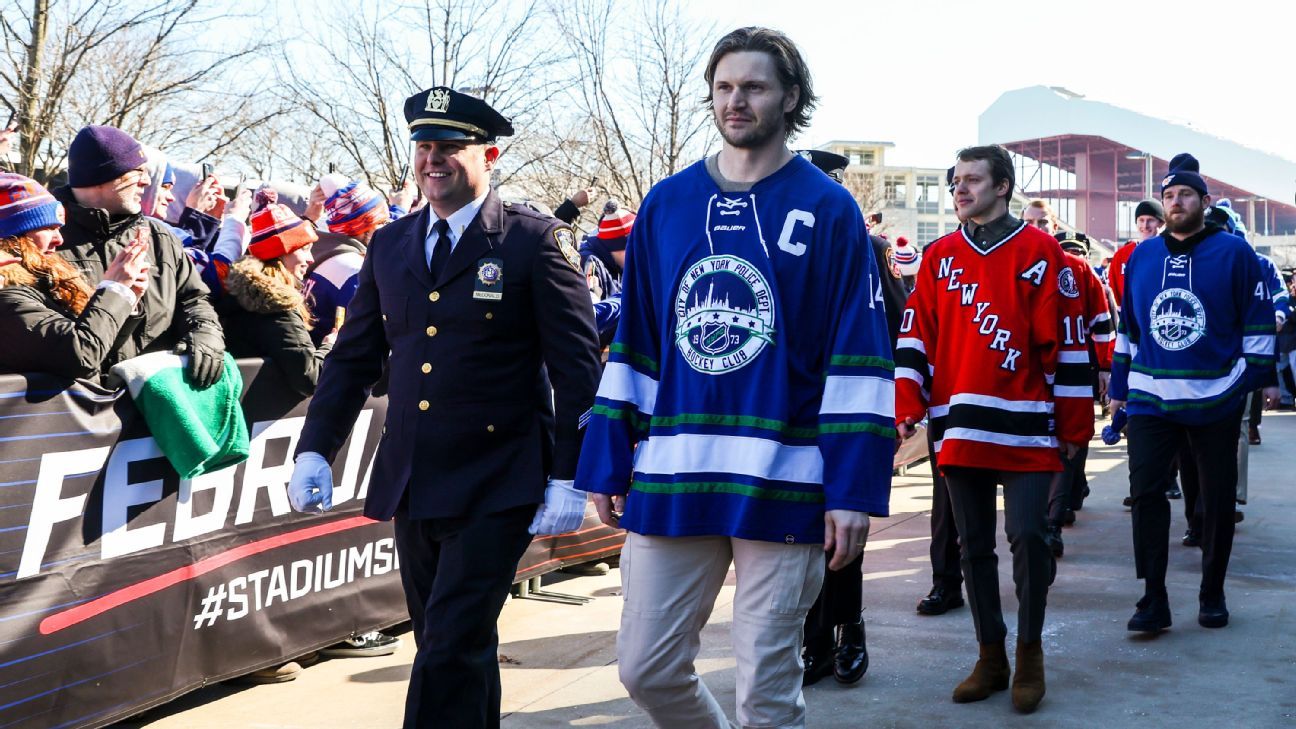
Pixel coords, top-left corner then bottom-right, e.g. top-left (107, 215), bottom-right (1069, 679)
top-left (576, 27), bottom-right (894, 729)
top-left (1110, 153), bottom-right (1279, 634)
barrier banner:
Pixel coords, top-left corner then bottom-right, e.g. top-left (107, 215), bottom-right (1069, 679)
top-left (0, 363), bottom-right (405, 729)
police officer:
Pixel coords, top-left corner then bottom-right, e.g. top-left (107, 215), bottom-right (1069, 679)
top-left (796, 149), bottom-right (904, 686)
top-left (286, 86), bottom-right (601, 728)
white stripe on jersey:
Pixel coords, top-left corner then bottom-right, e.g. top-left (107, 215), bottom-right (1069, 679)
top-left (947, 392), bottom-right (1055, 413)
top-left (820, 376), bottom-right (894, 418)
top-left (1243, 334), bottom-right (1275, 356)
top-left (938, 428), bottom-right (1057, 450)
top-left (1054, 385), bottom-right (1094, 398)
top-left (597, 361), bottom-right (659, 415)
top-left (1115, 333), bottom-right (1138, 357)
top-left (896, 337), bottom-right (926, 354)
top-left (633, 433), bottom-right (823, 484)
top-left (1058, 351), bottom-right (1090, 364)
top-left (1127, 356), bottom-right (1246, 401)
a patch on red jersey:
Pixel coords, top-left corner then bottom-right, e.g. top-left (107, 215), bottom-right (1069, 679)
top-left (1058, 267), bottom-right (1080, 298)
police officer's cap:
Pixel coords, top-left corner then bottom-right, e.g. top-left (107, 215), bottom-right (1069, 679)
top-left (1054, 230), bottom-right (1090, 255)
top-left (796, 149), bottom-right (849, 182)
top-left (404, 86), bottom-right (514, 143)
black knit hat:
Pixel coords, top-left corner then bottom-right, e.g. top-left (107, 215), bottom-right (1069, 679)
top-left (1134, 199), bottom-right (1164, 222)
top-left (1160, 153), bottom-right (1208, 197)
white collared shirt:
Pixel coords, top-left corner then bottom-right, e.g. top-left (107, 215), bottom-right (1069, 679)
top-left (425, 193), bottom-right (489, 266)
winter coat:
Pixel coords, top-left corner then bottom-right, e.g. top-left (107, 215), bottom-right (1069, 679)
top-left (218, 257), bottom-right (332, 397)
top-left (52, 186), bottom-right (224, 369)
top-left (0, 264), bottom-right (135, 380)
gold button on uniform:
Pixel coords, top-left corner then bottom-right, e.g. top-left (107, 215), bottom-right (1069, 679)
top-left (485, 312), bottom-right (493, 320)
top-left (486, 424), bottom-right (495, 433)
top-left (429, 291), bottom-right (440, 302)
top-left (419, 400), bottom-right (430, 411)
top-left (421, 363), bottom-right (431, 374)
top-left (426, 325), bottom-right (437, 337)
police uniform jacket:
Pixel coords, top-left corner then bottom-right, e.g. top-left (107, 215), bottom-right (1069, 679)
top-left (297, 190), bottom-right (602, 521)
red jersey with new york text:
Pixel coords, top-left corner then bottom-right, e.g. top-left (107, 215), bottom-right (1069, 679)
top-left (895, 222), bottom-right (1093, 472)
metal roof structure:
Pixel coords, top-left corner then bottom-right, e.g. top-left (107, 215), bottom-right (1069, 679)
top-left (979, 86), bottom-right (1296, 244)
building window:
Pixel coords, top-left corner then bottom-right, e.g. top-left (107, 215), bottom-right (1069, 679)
top-left (916, 175), bottom-right (941, 213)
top-left (850, 149), bottom-right (876, 166)
top-left (918, 221), bottom-right (940, 242)
top-left (885, 175), bottom-right (907, 207)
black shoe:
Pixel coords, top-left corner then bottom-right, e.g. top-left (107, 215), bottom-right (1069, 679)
top-left (1182, 528), bottom-right (1201, 547)
top-left (1198, 595), bottom-right (1229, 628)
top-left (1235, 510), bottom-right (1244, 524)
top-left (1122, 495), bottom-right (1134, 508)
top-left (1062, 508), bottom-right (1076, 527)
top-left (833, 621), bottom-right (868, 684)
top-left (802, 646), bottom-right (834, 687)
top-left (1127, 594), bottom-right (1172, 633)
top-left (916, 585), bottom-right (965, 615)
top-left (1166, 486), bottom-right (1182, 499)
top-left (1046, 525), bottom-right (1064, 559)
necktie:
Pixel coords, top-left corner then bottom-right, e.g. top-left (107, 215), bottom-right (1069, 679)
top-left (429, 219), bottom-right (451, 281)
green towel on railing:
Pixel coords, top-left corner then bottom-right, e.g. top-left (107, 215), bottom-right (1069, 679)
top-left (108, 351), bottom-right (250, 479)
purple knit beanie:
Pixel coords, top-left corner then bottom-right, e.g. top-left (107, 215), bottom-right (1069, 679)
top-left (67, 125), bottom-right (147, 188)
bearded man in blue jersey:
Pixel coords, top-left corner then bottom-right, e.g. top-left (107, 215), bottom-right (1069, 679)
top-left (1110, 153), bottom-right (1279, 634)
top-left (576, 27), bottom-right (894, 729)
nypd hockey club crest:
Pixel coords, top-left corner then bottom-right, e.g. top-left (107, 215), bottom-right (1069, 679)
top-left (1150, 287), bottom-right (1206, 351)
top-left (1058, 267), bottom-right (1080, 298)
top-left (674, 255), bottom-right (775, 374)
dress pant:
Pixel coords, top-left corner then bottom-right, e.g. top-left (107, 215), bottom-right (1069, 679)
top-left (617, 533), bottom-right (824, 729)
top-left (1127, 408), bottom-right (1242, 600)
top-left (803, 552), bottom-right (862, 655)
top-left (393, 503), bottom-right (536, 729)
top-left (928, 439), bottom-right (963, 592)
top-left (1047, 445), bottom-right (1089, 526)
top-left (943, 468), bottom-right (1054, 644)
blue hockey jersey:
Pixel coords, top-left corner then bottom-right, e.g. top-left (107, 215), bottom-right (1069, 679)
top-left (575, 156), bottom-right (895, 544)
top-left (1110, 225), bottom-right (1277, 424)
top-left (1258, 252), bottom-right (1290, 327)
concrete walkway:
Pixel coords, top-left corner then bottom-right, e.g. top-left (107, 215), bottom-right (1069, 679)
top-left (127, 411), bottom-right (1296, 728)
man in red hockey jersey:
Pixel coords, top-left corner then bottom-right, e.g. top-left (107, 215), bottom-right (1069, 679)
top-left (896, 145), bottom-right (1091, 715)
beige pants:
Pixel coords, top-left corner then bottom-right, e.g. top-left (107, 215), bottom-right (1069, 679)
top-left (616, 533), bottom-right (825, 729)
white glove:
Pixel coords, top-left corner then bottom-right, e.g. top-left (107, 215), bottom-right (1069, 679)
top-left (528, 478), bottom-right (587, 535)
top-left (288, 452), bottom-right (334, 513)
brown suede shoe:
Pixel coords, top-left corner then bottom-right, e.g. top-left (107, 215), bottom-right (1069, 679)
top-left (1012, 640), bottom-right (1046, 713)
top-left (952, 641), bottom-right (1010, 703)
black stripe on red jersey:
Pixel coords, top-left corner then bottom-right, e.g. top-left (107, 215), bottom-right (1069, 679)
top-left (895, 346), bottom-right (930, 381)
top-left (929, 404), bottom-right (1054, 442)
top-left (1055, 362), bottom-right (1093, 388)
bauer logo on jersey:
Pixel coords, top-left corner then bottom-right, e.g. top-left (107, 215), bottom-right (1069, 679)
top-left (1150, 288), bottom-right (1206, 351)
top-left (1058, 267), bottom-right (1080, 298)
top-left (674, 255), bottom-right (775, 374)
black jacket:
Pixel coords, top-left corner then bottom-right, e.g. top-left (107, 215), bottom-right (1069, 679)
top-left (0, 267), bottom-right (135, 380)
top-left (296, 190), bottom-right (602, 521)
top-left (52, 186), bottom-right (224, 370)
top-left (219, 257), bottom-right (332, 398)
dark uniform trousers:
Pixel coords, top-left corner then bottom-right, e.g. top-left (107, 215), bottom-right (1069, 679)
top-left (943, 467), bottom-right (1054, 644)
top-left (394, 503), bottom-right (535, 729)
top-left (1128, 408), bottom-right (1242, 600)
top-left (803, 553), bottom-right (862, 653)
top-left (296, 193), bottom-right (601, 729)
top-left (927, 438), bottom-right (962, 593)
top-left (1047, 444), bottom-right (1090, 526)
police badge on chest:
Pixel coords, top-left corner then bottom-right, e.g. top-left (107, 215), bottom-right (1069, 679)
top-left (474, 258), bottom-right (504, 301)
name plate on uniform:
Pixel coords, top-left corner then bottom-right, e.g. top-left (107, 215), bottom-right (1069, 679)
top-left (474, 258), bottom-right (504, 301)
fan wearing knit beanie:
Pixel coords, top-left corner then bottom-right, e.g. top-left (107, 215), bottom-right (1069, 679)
top-left (579, 199), bottom-right (635, 282)
top-left (51, 124), bottom-right (226, 388)
top-left (217, 203), bottom-right (333, 398)
top-left (0, 172), bottom-right (153, 380)
top-left (302, 173), bottom-right (392, 346)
